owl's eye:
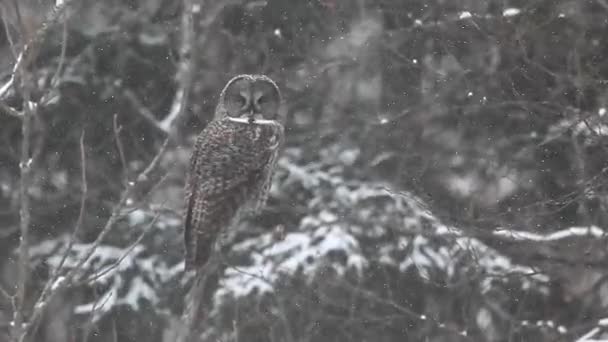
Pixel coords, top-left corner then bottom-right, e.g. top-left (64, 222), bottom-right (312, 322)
top-left (257, 95), bottom-right (266, 104)
top-left (235, 95), bottom-right (247, 107)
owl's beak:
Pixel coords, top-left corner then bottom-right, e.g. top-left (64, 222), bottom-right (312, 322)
top-left (243, 110), bottom-right (264, 124)
top-left (247, 109), bottom-right (255, 124)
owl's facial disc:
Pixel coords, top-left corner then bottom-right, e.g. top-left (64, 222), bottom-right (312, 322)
top-left (220, 75), bottom-right (281, 123)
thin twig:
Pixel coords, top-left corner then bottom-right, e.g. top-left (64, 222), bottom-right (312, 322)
top-left (0, 102), bottom-right (22, 118)
top-left (10, 0), bottom-right (23, 38)
top-left (53, 130), bottom-right (88, 274)
top-left (0, 284), bottom-right (11, 301)
top-left (80, 210), bottom-right (162, 285)
top-left (0, 8), bottom-right (19, 59)
top-left (50, 20), bottom-right (68, 87)
top-left (81, 287), bottom-right (112, 342)
top-left (113, 114), bottom-right (128, 181)
top-left (137, 138), bottom-right (170, 182)
top-left (0, 14), bottom-right (21, 99)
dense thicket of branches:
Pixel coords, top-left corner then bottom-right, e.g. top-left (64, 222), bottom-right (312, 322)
top-left (1, 0), bottom-right (608, 341)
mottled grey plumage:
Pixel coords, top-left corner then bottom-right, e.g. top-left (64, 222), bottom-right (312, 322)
top-left (184, 74), bottom-right (285, 270)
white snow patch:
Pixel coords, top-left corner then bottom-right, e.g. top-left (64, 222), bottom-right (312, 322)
top-left (476, 308), bottom-right (493, 331)
top-left (495, 176), bottom-right (518, 200)
top-left (319, 210), bottom-right (338, 222)
top-left (138, 31), bottom-right (167, 46)
top-left (119, 277), bottom-right (158, 310)
top-left (217, 224), bottom-right (367, 301)
top-left (503, 8), bottom-right (521, 17)
top-left (128, 209), bottom-right (147, 226)
top-left (51, 276), bottom-right (66, 291)
top-left (446, 173), bottom-right (478, 197)
top-left (338, 149), bottom-right (359, 166)
top-left (459, 11), bottom-right (472, 19)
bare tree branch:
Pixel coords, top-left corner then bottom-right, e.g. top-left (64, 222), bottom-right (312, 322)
top-left (574, 318), bottom-right (608, 342)
top-left (159, 0), bottom-right (195, 132)
top-left (0, 0), bottom-right (75, 101)
top-left (123, 89), bottom-right (169, 134)
top-left (12, 62), bottom-right (35, 342)
top-left (22, 135), bottom-right (170, 341)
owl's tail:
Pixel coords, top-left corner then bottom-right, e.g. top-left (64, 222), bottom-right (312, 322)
top-left (179, 265), bottom-right (217, 341)
top-left (185, 233), bottom-right (215, 271)
top-left (177, 270), bottom-right (207, 342)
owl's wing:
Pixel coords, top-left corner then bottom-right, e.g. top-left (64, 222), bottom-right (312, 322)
top-left (250, 123), bottom-right (285, 214)
top-left (184, 120), bottom-right (280, 270)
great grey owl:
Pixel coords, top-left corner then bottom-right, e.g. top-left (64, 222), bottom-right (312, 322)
top-left (183, 74), bottom-right (285, 270)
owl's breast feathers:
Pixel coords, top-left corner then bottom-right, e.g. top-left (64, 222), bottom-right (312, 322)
top-left (184, 119), bottom-right (284, 270)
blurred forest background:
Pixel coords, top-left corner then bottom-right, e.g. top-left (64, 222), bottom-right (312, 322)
top-left (1, 0), bottom-right (608, 341)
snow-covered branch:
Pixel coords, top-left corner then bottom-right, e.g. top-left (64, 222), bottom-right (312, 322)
top-left (492, 226), bottom-right (607, 242)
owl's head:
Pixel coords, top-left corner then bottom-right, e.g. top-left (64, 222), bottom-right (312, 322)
top-left (216, 74), bottom-right (283, 124)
